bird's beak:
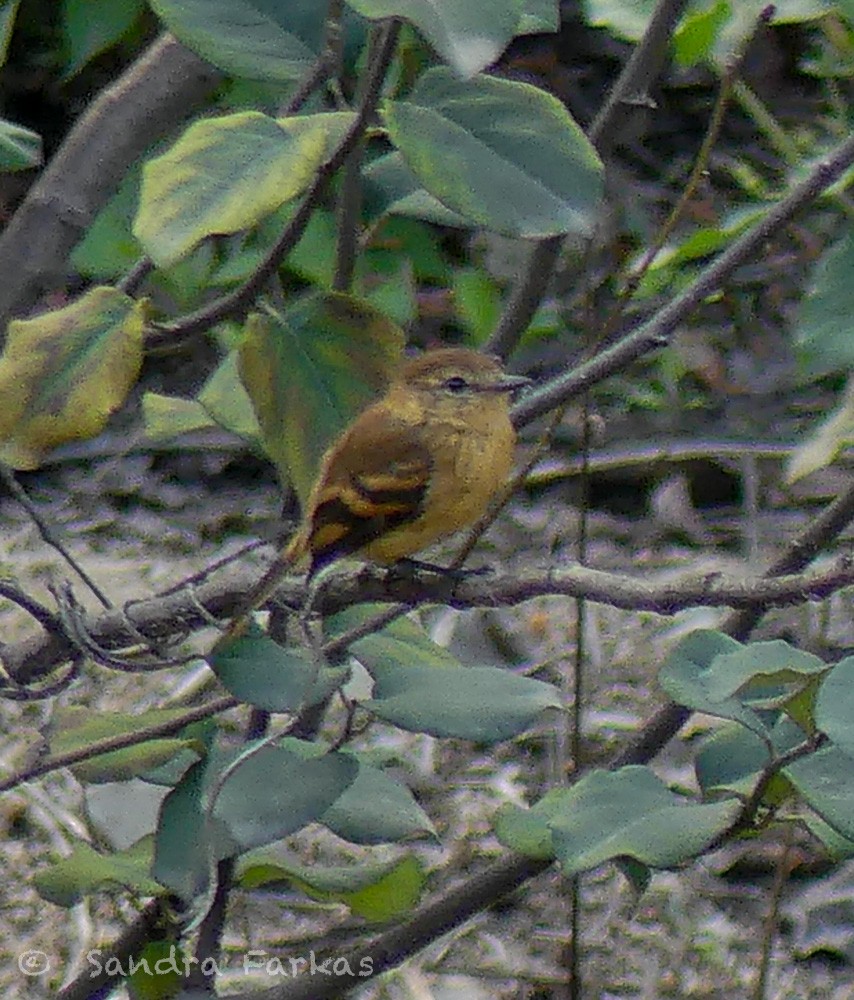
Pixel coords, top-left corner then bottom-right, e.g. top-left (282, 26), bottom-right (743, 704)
top-left (496, 373), bottom-right (533, 395)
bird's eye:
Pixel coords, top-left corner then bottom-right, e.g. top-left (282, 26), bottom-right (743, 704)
top-left (443, 375), bottom-right (470, 393)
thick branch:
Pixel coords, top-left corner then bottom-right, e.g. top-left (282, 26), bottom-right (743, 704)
top-left (6, 556), bottom-right (854, 688)
top-left (0, 34), bottom-right (223, 327)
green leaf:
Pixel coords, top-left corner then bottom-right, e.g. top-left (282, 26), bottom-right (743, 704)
top-left (71, 164), bottom-right (143, 279)
top-left (73, 741), bottom-right (200, 785)
top-left (697, 717), bottom-right (802, 805)
top-left (239, 852), bottom-right (426, 922)
top-left (658, 630), bottom-right (771, 742)
top-left (126, 940), bottom-right (187, 1000)
top-left (493, 787), bottom-right (567, 859)
top-left (210, 627), bottom-right (349, 712)
top-left (696, 723), bottom-right (770, 799)
top-left (34, 838), bottom-right (160, 906)
top-left (638, 207), bottom-right (764, 282)
top-left (363, 215), bottom-right (449, 283)
top-left (0, 1), bottom-right (21, 68)
top-left (196, 351), bottom-right (262, 442)
top-left (152, 759), bottom-right (217, 899)
top-left (142, 352), bottom-right (263, 445)
top-left (453, 266), bottom-right (502, 340)
top-left (363, 150), bottom-right (471, 229)
top-left (795, 230), bottom-right (854, 377)
top-left (360, 256), bottom-right (417, 327)
top-left (210, 743), bottom-right (359, 853)
top-left (341, 611), bottom-right (465, 669)
top-left (363, 659), bottom-right (562, 742)
top-left (698, 639), bottom-right (828, 704)
top-left (62, 0), bottom-right (145, 79)
top-left (582, 0), bottom-right (660, 42)
top-left (153, 742), bottom-right (358, 899)
top-left (548, 766), bottom-right (741, 873)
top-left (815, 656), bottom-right (854, 757)
top-left (149, 0), bottom-right (317, 81)
top-left (348, 0), bottom-right (523, 78)
top-left (238, 293), bottom-right (405, 502)
top-left (785, 744), bottom-right (854, 842)
top-left (322, 761), bottom-right (437, 844)
top-left (134, 111), bottom-right (355, 267)
top-left (46, 707), bottom-right (201, 783)
top-left (0, 287), bottom-right (145, 469)
top-left (383, 67), bottom-right (603, 238)
top-left (0, 116), bottom-right (41, 171)
top-left (803, 813), bottom-right (854, 861)
top-left (364, 151), bottom-right (472, 228)
top-left (142, 392), bottom-right (218, 441)
top-left (517, 0), bottom-right (560, 34)
top-left (672, 0), bottom-right (730, 67)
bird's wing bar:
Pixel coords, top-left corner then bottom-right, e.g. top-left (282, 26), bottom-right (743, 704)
top-left (307, 412), bottom-right (432, 574)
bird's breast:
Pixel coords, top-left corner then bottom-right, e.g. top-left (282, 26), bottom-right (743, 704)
top-left (362, 402), bottom-right (515, 564)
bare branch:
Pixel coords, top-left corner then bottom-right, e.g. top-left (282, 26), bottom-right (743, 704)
top-left (6, 552), bottom-right (854, 688)
top-left (0, 34), bottom-right (223, 327)
top-left (486, 0), bottom-right (692, 357)
top-left (511, 130), bottom-right (854, 429)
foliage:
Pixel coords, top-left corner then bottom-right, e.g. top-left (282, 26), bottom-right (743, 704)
top-left (1, 0), bottom-right (854, 997)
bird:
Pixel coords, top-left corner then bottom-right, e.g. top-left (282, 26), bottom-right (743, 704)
top-left (223, 347), bottom-right (530, 637)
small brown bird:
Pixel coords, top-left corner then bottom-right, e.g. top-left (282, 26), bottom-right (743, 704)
top-left (225, 347), bottom-right (529, 634)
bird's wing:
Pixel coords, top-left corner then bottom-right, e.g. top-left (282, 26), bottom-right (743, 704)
top-left (306, 406), bottom-right (432, 574)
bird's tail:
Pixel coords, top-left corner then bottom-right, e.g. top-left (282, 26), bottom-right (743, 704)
top-left (218, 532), bottom-right (307, 645)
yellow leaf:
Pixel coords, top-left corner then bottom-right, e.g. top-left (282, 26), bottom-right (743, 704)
top-left (0, 287), bottom-right (145, 468)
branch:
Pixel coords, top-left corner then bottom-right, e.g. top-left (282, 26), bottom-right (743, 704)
top-left (56, 899), bottom-right (173, 1000)
top-left (6, 555), bottom-right (854, 688)
top-left (486, 0), bottom-right (691, 357)
top-left (0, 34), bottom-right (223, 327)
top-left (511, 129), bottom-right (854, 428)
top-left (0, 695), bottom-right (237, 794)
top-left (146, 20), bottom-right (401, 347)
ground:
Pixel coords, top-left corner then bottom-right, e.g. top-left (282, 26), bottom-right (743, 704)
top-left (2, 414), bottom-right (854, 999)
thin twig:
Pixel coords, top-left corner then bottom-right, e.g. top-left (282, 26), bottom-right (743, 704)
top-left (616, 5), bottom-right (767, 309)
top-left (116, 255), bottom-right (155, 295)
top-left (512, 131), bottom-right (854, 429)
top-left (0, 581), bottom-right (65, 637)
top-left (146, 20), bottom-right (400, 348)
top-left (0, 694), bottom-right (237, 794)
top-left (754, 822), bottom-right (796, 1000)
top-left (0, 464), bottom-right (111, 608)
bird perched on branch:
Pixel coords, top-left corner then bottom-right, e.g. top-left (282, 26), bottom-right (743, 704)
top-left (224, 347), bottom-right (530, 637)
